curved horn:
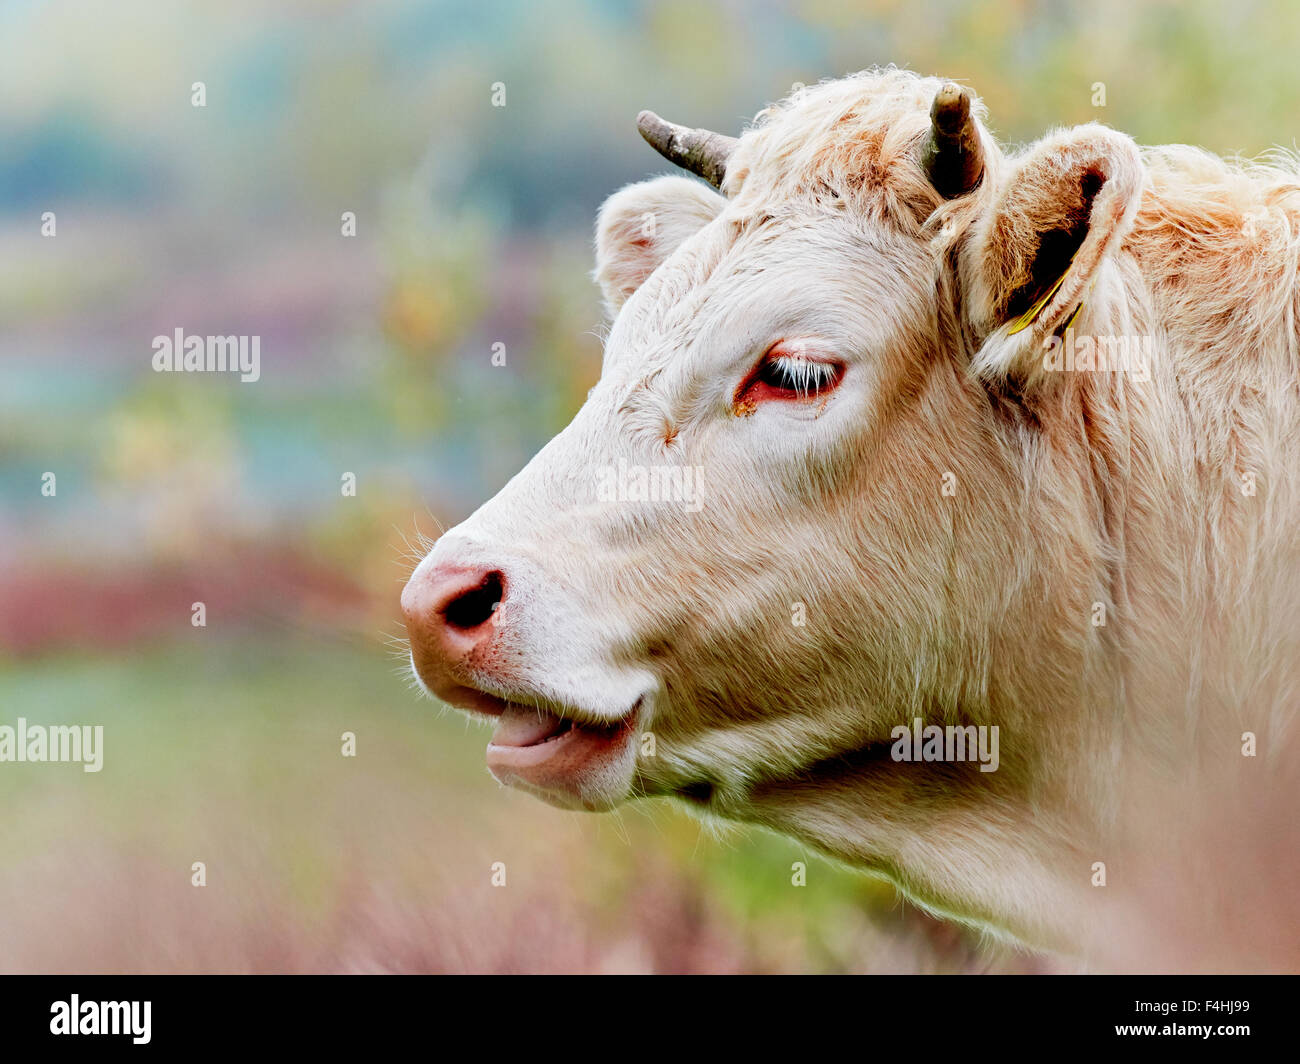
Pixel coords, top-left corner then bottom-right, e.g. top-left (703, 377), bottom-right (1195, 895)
top-left (922, 83), bottom-right (984, 198)
top-left (637, 110), bottom-right (737, 191)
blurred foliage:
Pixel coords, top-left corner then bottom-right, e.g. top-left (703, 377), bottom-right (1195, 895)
top-left (9, 0), bottom-right (1300, 570)
top-left (0, 638), bottom-right (1025, 973)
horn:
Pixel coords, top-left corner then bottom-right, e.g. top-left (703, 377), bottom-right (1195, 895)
top-left (636, 110), bottom-right (737, 191)
top-left (922, 83), bottom-right (984, 198)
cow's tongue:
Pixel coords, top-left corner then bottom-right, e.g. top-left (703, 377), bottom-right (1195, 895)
top-left (490, 704), bottom-right (570, 748)
top-left (486, 700), bottom-right (639, 810)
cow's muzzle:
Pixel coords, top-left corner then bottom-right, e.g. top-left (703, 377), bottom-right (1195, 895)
top-left (402, 551), bottom-right (643, 811)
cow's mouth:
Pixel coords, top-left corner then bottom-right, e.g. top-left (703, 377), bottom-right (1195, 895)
top-left (469, 694), bottom-right (641, 811)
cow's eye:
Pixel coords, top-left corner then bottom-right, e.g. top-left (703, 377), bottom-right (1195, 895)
top-left (738, 345), bottom-right (845, 407)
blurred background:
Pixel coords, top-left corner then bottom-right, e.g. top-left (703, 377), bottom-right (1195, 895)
top-left (3, 0), bottom-right (1299, 973)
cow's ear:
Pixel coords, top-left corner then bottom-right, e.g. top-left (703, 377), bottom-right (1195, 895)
top-left (961, 124), bottom-right (1144, 385)
top-left (595, 175), bottom-right (724, 316)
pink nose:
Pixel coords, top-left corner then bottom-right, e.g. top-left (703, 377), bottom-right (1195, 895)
top-left (402, 563), bottom-right (507, 704)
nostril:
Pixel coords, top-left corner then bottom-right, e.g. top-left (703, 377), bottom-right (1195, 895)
top-left (442, 570), bottom-right (505, 630)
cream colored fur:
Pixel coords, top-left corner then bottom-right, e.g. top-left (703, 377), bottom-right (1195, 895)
top-left (417, 68), bottom-right (1300, 969)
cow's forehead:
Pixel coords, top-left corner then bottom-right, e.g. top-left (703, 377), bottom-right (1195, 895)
top-left (723, 68), bottom-right (966, 225)
top-left (602, 202), bottom-right (919, 395)
top-left (599, 69), bottom-right (985, 386)
top-left (601, 211), bottom-right (789, 380)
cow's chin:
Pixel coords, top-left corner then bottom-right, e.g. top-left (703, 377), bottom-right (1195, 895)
top-left (441, 686), bottom-right (642, 812)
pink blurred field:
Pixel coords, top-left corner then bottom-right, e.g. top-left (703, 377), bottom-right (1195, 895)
top-left (0, 635), bottom-right (1051, 974)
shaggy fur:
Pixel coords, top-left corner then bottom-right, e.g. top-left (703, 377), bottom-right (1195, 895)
top-left (412, 68), bottom-right (1300, 969)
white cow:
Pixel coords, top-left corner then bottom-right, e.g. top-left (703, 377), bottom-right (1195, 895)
top-left (404, 69), bottom-right (1300, 969)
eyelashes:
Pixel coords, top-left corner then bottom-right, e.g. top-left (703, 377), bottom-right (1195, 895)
top-left (732, 341), bottom-right (846, 411)
top-left (755, 352), bottom-right (843, 399)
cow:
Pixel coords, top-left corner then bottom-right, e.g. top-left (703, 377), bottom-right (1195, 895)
top-left (402, 68), bottom-right (1300, 969)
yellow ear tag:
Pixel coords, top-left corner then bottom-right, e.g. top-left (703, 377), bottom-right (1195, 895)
top-left (1003, 239), bottom-right (1086, 331)
top-left (1006, 269), bottom-right (1070, 335)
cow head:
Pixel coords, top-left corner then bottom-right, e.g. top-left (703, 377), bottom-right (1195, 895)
top-left (403, 69), bottom-right (1146, 944)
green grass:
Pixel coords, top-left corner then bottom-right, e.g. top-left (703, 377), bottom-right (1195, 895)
top-left (0, 637), bottom-right (1025, 972)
